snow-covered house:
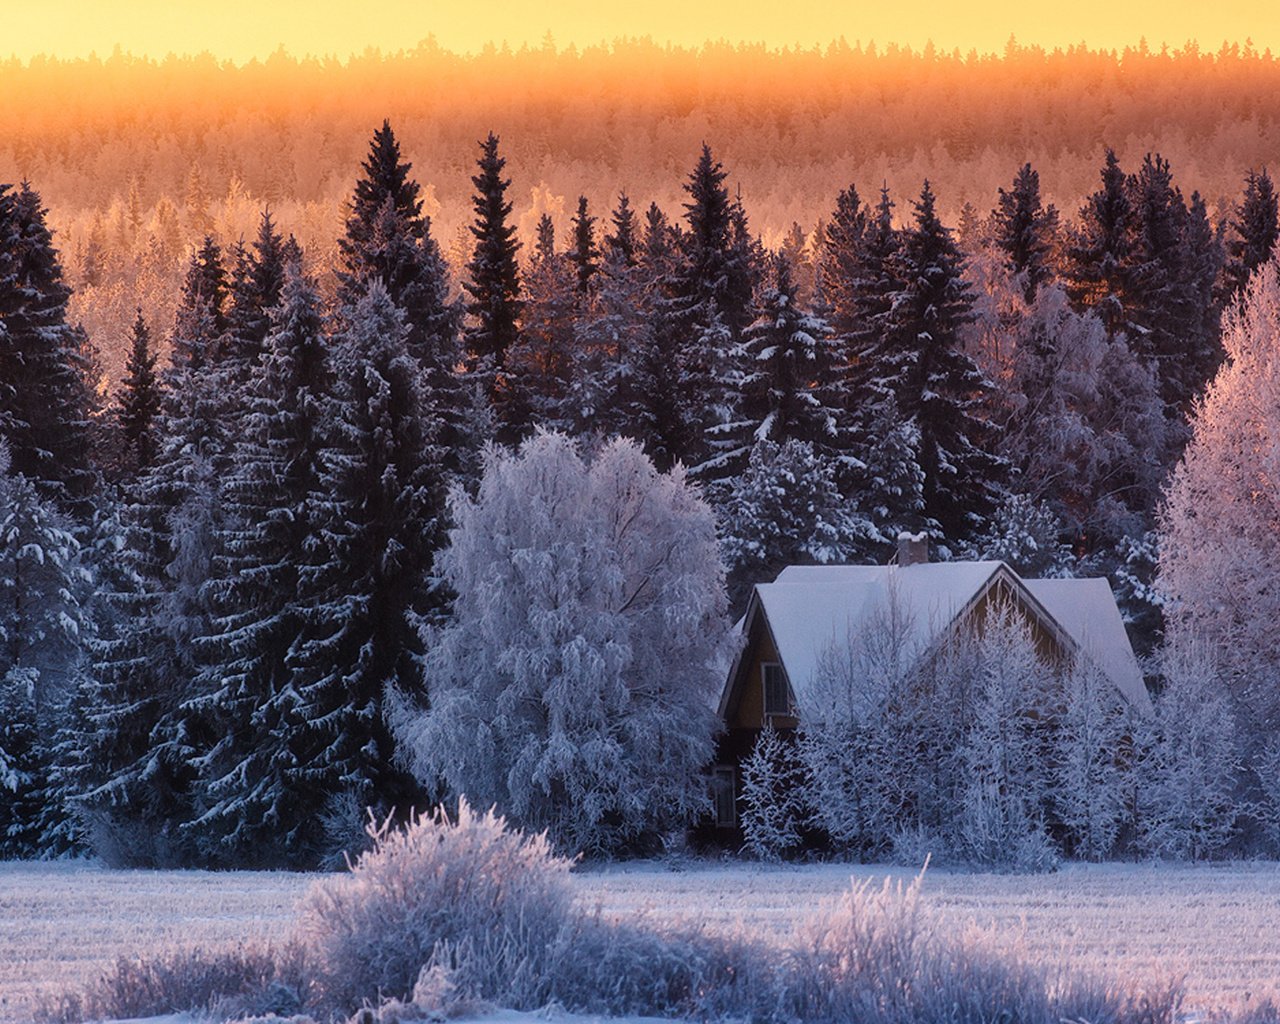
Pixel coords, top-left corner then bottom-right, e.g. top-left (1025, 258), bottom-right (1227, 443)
top-left (708, 534), bottom-right (1151, 831)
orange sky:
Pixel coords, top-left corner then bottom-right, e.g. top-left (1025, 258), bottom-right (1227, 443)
top-left (7, 0), bottom-right (1279, 63)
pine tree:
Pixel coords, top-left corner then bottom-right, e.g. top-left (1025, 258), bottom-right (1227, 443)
top-left (507, 216), bottom-right (576, 434)
top-left (0, 182), bottom-right (96, 513)
top-left (604, 192), bottom-right (638, 268)
top-left (567, 195), bottom-right (600, 295)
top-left (876, 181), bottom-right (1003, 544)
top-left (0, 448), bottom-right (92, 857)
top-left (190, 266), bottom-right (338, 866)
top-left (221, 211), bottom-right (288, 379)
top-left (338, 122), bottom-right (467, 472)
top-left (116, 310), bottom-right (161, 477)
top-left (1224, 168), bottom-right (1279, 298)
top-left (991, 162), bottom-right (1058, 301)
top-left (463, 132), bottom-right (523, 438)
top-left (716, 256), bottom-right (847, 480)
top-left (635, 203), bottom-right (685, 468)
top-left (1066, 149), bottom-right (1133, 338)
top-left (182, 235), bottom-right (229, 335)
top-left (291, 282), bottom-right (444, 829)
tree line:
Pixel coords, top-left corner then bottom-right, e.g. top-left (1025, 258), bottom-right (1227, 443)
top-left (0, 118), bottom-right (1276, 865)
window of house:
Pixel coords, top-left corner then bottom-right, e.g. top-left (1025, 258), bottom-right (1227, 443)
top-left (763, 662), bottom-right (790, 717)
top-left (711, 766), bottom-right (736, 827)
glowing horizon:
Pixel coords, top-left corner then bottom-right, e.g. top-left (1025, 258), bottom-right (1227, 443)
top-left (9, 0), bottom-right (1280, 66)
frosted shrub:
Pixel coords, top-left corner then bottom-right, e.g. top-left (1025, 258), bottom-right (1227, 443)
top-left (739, 725), bottom-right (807, 860)
top-left (297, 801), bottom-right (574, 1014)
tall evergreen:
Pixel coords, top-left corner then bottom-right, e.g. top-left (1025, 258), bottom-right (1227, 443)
top-left (508, 216), bottom-right (575, 434)
top-left (182, 235), bottom-right (229, 336)
top-left (877, 181), bottom-right (1003, 543)
top-left (222, 211), bottom-right (288, 378)
top-left (291, 283), bottom-right (444, 828)
top-left (717, 256), bottom-right (846, 479)
top-left (567, 195), bottom-right (600, 295)
top-left (605, 192), bottom-right (638, 268)
top-left (338, 121), bottom-right (466, 472)
top-left (115, 310), bottom-right (161, 477)
top-left (1066, 149), bottom-right (1133, 337)
top-left (635, 203), bottom-right (685, 468)
top-left (1224, 168), bottom-right (1279, 298)
top-left (0, 182), bottom-right (96, 512)
top-left (0, 448), bottom-right (93, 857)
top-left (464, 132), bottom-right (522, 437)
top-left (992, 163), bottom-right (1058, 300)
top-left (191, 266), bottom-right (338, 865)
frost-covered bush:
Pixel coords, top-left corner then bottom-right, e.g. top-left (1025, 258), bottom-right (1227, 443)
top-left (1053, 658), bottom-right (1132, 860)
top-left (1134, 643), bottom-right (1241, 860)
top-left (296, 800), bottom-right (574, 1015)
top-left (37, 943), bottom-right (310, 1024)
top-left (739, 725), bottom-right (807, 860)
top-left (952, 605), bottom-right (1060, 871)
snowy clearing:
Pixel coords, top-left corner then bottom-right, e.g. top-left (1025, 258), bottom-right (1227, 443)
top-left (4, 859), bottom-right (1280, 1022)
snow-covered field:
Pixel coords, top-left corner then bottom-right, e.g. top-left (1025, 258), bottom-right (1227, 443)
top-left (4, 859), bottom-right (1280, 1022)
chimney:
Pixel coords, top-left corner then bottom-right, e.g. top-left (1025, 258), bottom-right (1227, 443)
top-left (897, 531), bottom-right (928, 567)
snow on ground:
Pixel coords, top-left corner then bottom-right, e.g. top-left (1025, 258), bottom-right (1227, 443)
top-left (5, 859), bottom-right (1280, 1023)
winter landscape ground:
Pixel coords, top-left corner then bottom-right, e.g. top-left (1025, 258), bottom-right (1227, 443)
top-left (3, 859), bottom-right (1280, 1023)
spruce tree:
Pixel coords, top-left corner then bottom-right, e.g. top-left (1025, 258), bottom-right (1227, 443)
top-left (221, 211), bottom-right (288, 379)
top-left (877, 181), bottom-right (1003, 543)
top-left (0, 182), bottom-right (96, 512)
top-left (191, 266), bottom-right (339, 865)
top-left (508, 215), bottom-right (576, 434)
top-left (182, 235), bottom-right (229, 335)
top-left (567, 195), bottom-right (600, 295)
top-left (0, 448), bottom-right (92, 857)
top-left (1224, 168), bottom-right (1279, 299)
top-left (463, 132), bottom-right (522, 438)
top-left (992, 162), bottom-right (1058, 301)
top-left (116, 310), bottom-right (161, 477)
top-left (291, 282), bottom-right (444, 829)
top-left (717, 256), bottom-right (846, 480)
top-left (1066, 149), bottom-right (1133, 338)
top-left (338, 121), bottom-right (467, 472)
top-left (605, 192), bottom-right (638, 268)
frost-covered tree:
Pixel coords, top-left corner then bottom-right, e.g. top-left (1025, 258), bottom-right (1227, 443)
top-left (508, 216), bottom-right (576, 435)
top-left (189, 265), bottom-right (340, 866)
top-left (1133, 644), bottom-right (1240, 860)
top-left (396, 432), bottom-right (732, 856)
top-left (0, 182), bottom-right (96, 513)
top-left (1052, 659), bottom-right (1130, 860)
top-left (799, 585), bottom-right (927, 857)
top-left (290, 281), bottom-right (445, 828)
top-left (953, 605), bottom-right (1058, 871)
top-left (719, 438), bottom-right (874, 608)
top-left (0, 447), bottom-right (93, 856)
top-left (1066, 148), bottom-right (1133, 339)
top-left (876, 181), bottom-right (1003, 545)
top-left (221, 211), bottom-right (288, 381)
top-left (739, 725), bottom-right (807, 861)
top-left (1159, 257), bottom-right (1280, 733)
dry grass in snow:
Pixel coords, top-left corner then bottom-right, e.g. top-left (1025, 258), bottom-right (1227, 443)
top-left (4, 859), bottom-right (1280, 1022)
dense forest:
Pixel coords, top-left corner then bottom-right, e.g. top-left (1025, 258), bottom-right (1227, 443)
top-left (1, 100), bottom-right (1278, 866)
top-left (2, 38), bottom-right (1280, 384)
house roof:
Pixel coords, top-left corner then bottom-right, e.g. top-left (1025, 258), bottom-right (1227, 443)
top-left (730, 561), bottom-right (1151, 716)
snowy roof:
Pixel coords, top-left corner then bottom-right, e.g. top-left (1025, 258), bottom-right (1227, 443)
top-left (1022, 577), bottom-right (1151, 711)
top-left (740, 561), bottom-right (1150, 713)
